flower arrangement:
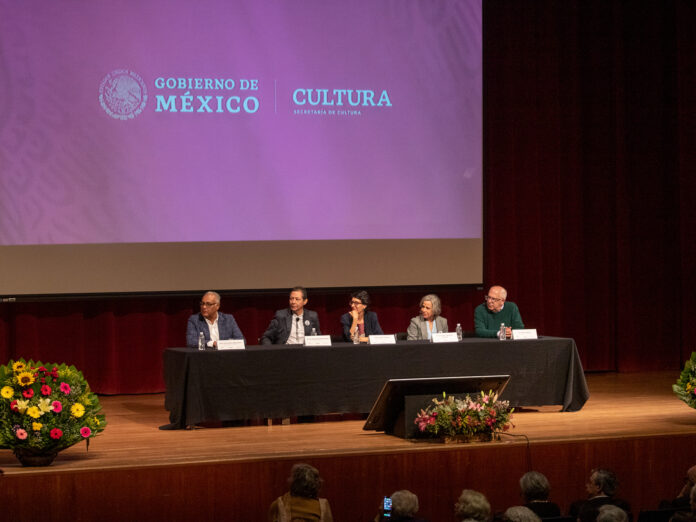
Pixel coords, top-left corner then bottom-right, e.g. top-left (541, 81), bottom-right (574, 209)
top-left (414, 391), bottom-right (513, 441)
top-left (0, 359), bottom-right (106, 458)
top-left (673, 352), bottom-right (696, 409)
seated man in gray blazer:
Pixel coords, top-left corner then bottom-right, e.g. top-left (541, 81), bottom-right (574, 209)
top-left (186, 291), bottom-right (244, 348)
top-left (407, 294), bottom-right (448, 340)
top-left (261, 287), bottom-right (321, 345)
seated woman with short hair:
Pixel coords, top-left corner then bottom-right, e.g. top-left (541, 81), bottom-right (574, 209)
top-left (406, 294), bottom-right (448, 341)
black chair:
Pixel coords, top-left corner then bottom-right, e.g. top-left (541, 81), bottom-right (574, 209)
top-left (637, 508), bottom-right (682, 522)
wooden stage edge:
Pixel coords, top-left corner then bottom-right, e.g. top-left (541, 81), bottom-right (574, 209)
top-left (2, 371), bottom-right (696, 522)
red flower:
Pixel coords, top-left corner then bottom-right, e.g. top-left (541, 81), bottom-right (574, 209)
top-left (38, 366), bottom-right (47, 372)
top-left (41, 385), bottom-right (52, 396)
top-left (80, 427), bottom-right (92, 438)
top-left (22, 389), bottom-right (34, 399)
top-left (50, 428), bottom-right (63, 439)
top-left (10, 400), bottom-right (18, 412)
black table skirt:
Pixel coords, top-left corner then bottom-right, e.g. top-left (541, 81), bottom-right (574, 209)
top-left (161, 337), bottom-right (589, 429)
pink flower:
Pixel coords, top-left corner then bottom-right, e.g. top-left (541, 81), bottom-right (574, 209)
top-left (80, 427), bottom-right (92, 438)
top-left (50, 428), bottom-right (63, 439)
top-left (22, 389), bottom-right (34, 399)
top-left (15, 428), bottom-right (28, 440)
top-left (52, 401), bottom-right (63, 413)
top-left (60, 382), bottom-right (71, 394)
top-left (41, 385), bottom-right (52, 396)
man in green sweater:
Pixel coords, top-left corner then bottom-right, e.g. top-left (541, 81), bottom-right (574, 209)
top-left (474, 285), bottom-right (524, 338)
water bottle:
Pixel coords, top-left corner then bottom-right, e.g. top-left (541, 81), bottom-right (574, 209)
top-left (311, 328), bottom-right (317, 336)
top-left (198, 331), bottom-right (205, 351)
top-left (455, 323), bottom-right (463, 342)
top-left (498, 323), bottom-right (506, 341)
top-left (352, 328), bottom-right (360, 344)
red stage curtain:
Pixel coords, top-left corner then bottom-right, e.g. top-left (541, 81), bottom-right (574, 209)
top-left (1, 2), bottom-right (695, 392)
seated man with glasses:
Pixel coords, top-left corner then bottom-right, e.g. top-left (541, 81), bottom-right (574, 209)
top-left (474, 285), bottom-right (524, 338)
top-left (186, 291), bottom-right (244, 348)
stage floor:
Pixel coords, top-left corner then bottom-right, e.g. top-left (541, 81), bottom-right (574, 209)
top-left (1, 371), bottom-right (693, 475)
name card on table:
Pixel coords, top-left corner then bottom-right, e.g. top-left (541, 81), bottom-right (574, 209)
top-left (217, 339), bottom-right (246, 350)
top-left (432, 332), bottom-right (459, 343)
top-left (304, 335), bottom-right (332, 347)
top-left (511, 329), bottom-right (538, 340)
top-left (368, 334), bottom-right (397, 345)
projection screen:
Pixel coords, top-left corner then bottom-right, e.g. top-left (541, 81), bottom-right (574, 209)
top-left (0, 0), bottom-right (482, 296)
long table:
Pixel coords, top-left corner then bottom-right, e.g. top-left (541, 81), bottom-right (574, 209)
top-left (161, 337), bottom-right (589, 429)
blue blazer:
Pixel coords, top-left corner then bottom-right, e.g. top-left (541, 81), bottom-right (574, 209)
top-left (260, 308), bottom-right (321, 345)
top-left (186, 312), bottom-right (244, 348)
top-left (340, 310), bottom-right (383, 341)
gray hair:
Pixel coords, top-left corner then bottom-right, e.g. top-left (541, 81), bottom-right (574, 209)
top-left (455, 489), bottom-right (491, 522)
top-left (391, 490), bottom-right (419, 517)
top-left (504, 506), bottom-right (541, 522)
top-left (520, 471), bottom-right (551, 502)
top-left (203, 291), bottom-right (221, 304)
top-left (591, 469), bottom-right (618, 497)
top-left (597, 505), bottom-right (628, 522)
top-left (420, 294), bottom-right (442, 317)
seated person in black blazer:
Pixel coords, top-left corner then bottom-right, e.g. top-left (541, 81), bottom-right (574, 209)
top-left (569, 469), bottom-right (632, 522)
top-left (261, 286), bottom-right (321, 345)
top-left (341, 290), bottom-right (383, 342)
top-left (519, 471), bottom-right (561, 518)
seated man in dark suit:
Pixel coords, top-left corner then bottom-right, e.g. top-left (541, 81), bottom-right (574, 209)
top-left (186, 291), bottom-right (244, 348)
top-left (261, 287), bottom-right (321, 345)
top-left (569, 469), bottom-right (632, 522)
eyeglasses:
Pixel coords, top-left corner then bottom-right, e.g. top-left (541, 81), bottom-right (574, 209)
top-left (200, 301), bottom-right (218, 308)
top-left (484, 296), bottom-right (503, 303)
top-left (350, 300), bottom-right (364, 306)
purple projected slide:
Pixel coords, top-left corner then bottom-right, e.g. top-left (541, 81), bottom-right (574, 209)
top-left (0, 0), bottom-right (482, 245)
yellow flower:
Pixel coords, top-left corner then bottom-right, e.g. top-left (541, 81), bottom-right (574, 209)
top-left (27, 406), bottom-right (41, 419)
top-left (32, 422), bottom-right (43, 431)
top-left (71, 403), bottom-right (85, 418)
top-left (16, 371), bottom-right (35, 386)
top-left (14, 399), bottom-right (29, 414)
top-left (1, 386), bottom-right (13, 399)
top-left (93, 416), bottom-right (101, 426)
top-left (12, 361), bottom-right (26, 372)
top-left (38, 398), bottom-right (53, 413)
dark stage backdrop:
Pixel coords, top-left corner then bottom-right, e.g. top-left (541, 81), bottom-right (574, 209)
top-left (1, 1), bottom-right (695, 393)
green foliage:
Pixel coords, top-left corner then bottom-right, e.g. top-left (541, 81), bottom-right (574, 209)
top-left (414, 390), bottom-right (514, 439)
top-left (673, 352), bottom-right (696, 409)
top-left (0, 359), bottom-right (107, 451)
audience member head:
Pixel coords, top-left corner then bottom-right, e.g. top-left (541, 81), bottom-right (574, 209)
top-left (597, 505), bottom-right (627, 522)
top-left (690, 483), bottom-right (696, 512)
top-left (420, 294), bottom-right (442, 320)
top-left (391, 490), bottom-right (419, 518)
top-left (587, 469), bottom-right (618, 497)
top-left (503, 506), bottom-right (541, 522)
top-left (287, 463), bottom-right (323, 499)
top-left (520, 471), bottom-right (551, 502)
top-left (455, 489), bottom-right (491, 522)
